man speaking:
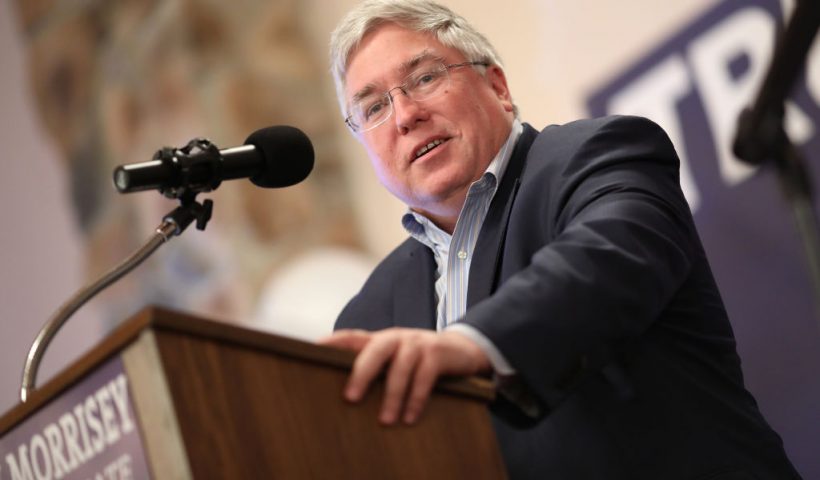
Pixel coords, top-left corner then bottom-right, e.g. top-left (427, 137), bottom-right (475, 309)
top-left (320, 1), bottom-right (800, 478)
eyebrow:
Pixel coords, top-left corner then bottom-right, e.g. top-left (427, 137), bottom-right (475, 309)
top-left (349, 49), bottom-right (445, 105)
top-left (398, 50), bottom-right (442, 75)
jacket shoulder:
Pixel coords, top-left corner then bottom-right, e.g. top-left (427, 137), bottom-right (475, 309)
top-left (527, 115), bottom-right (674, 170)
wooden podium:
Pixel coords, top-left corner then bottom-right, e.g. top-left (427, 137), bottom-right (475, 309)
top-left (0, 307), bottom-right (507, 479)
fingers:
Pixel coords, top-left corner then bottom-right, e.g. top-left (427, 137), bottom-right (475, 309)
top-left (319, 329), bottom-right (401, 404)
top-left (380, 336), bottom-right (422, 424)
top-left (346, 333), bottom-right (400, 402)
top-left (402, 354), bottom-right (438, 424)
top-left (317, 329), bottom-right (372, 351)
top-left (321, 328), bottom-right (492, 426)
top-left (401, 332), bottom-right (488, 424)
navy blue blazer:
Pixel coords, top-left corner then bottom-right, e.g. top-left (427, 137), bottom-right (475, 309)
top-left (336, 116), bottom-right (799, 479)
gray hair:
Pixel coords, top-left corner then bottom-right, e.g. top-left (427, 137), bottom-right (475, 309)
top-left (329, 0), bottom-right (513, 118)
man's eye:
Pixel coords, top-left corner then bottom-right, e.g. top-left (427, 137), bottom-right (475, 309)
top-left (364, 101), bottom-right (385, 120)
top-left (415, 71), bottom-right (439, 87)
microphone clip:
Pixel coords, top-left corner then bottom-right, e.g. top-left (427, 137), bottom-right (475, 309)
top-left (153, 138), bottom-right (221, 235)
top-left (154, 137), bottom-right (224, 200)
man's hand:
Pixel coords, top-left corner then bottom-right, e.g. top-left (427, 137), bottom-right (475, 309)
top-left (319, 328), bottom-right (491, 425)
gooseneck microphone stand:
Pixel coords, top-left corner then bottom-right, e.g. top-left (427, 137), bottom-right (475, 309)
top-left (20, 138), bottom-right (220, 403)
top-left (733, 0), bottom-right (820, 316)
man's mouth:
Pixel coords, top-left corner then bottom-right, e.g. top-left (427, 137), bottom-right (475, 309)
top-left (414, 138), bottom-right (449, 159)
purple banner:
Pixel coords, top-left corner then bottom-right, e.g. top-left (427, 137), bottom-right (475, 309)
top-left (587, 0), bottom-right (820, 477)
top-left (0, 357), bottom-right (152, 480)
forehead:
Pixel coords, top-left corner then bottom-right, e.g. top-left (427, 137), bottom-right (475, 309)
top-left (344, 23), bottom-right (462, 100)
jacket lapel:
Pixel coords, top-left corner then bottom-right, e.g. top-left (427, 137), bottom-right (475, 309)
top-left (393, 242), bottom-right (437, 329)
top-left (467, 124), bottom-right (538, 308)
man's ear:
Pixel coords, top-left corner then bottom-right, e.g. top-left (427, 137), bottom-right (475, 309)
top-left (486, 65), bottom-right (514, 113)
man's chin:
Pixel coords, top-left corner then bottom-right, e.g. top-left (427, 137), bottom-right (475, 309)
top-left (409, 191), bottom-right (468, 221)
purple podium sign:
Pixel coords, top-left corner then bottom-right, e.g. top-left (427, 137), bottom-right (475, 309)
top-left (0, 357), bottom-right (152, 480)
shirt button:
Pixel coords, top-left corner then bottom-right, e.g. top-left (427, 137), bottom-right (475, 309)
top-left (457, 250), bottom-right (468, 260)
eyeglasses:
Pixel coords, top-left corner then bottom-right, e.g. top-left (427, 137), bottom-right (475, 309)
top-left (344, 60), bottom-right (489, 133)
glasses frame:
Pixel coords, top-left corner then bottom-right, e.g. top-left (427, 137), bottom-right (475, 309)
top-left (344, 60), bottom-right (490, 133)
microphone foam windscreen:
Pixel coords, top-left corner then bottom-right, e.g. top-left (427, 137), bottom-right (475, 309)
top-left (245, 126), bottom-right (315, 188)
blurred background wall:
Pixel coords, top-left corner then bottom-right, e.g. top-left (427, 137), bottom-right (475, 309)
top-left (1, 0), bottom-right (817, 476)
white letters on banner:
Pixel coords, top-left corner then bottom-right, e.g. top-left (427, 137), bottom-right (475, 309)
top-left (601, 1), bottom-right (818, 210)
top-left (0, 360), bottom-right (150, 480)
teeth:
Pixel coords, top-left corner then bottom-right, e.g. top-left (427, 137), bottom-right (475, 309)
top-left (415, 139), bottom-right (444, 158)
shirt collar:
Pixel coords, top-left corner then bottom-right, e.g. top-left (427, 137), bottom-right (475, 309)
top-left (483, 118), bottom-right (523, 192)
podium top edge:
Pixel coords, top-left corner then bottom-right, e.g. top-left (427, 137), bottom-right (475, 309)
top-left (140, 306), bottom-right (495, 401)
top-left (0, 305), bottom-right (494, 434)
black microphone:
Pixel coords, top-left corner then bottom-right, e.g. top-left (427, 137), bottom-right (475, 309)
top-left (113, 125), bottom-right (314, 196)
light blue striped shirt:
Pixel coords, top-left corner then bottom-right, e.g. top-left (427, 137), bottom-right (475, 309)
top-left (402, 120), bottom-right (523, 374)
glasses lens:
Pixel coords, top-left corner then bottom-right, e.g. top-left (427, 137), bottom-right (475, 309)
top-left (406, 62), bottom-right (449, 102)
top-left (351, 95), bottom-right (391, 132)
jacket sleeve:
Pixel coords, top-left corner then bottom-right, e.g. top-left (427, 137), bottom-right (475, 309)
top-left (462, 116), bottom-right (703, 417)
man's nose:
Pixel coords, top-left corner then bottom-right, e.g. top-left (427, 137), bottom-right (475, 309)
top-left (390, 90), bottom-right (428, 133)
